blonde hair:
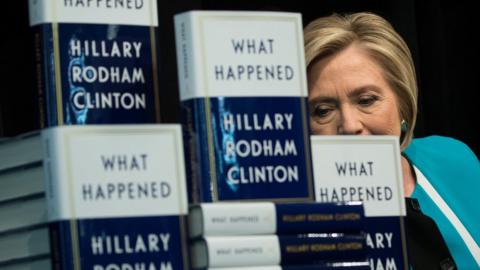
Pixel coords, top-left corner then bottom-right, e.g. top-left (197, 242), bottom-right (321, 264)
top-left (304, 12), bottom-right (417, 149)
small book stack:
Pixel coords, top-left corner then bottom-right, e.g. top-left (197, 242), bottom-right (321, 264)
top-left (0, 131), bottom-right (52, 269)
top-left (0, 125), bottom-right (192, 270)
top-left (188, 202), bottom-right (370, 270)
top-left (173, 10), bottom-right (372, 269)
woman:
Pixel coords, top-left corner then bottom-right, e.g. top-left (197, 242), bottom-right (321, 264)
top-left (304, 12), bottom-right (479, 269)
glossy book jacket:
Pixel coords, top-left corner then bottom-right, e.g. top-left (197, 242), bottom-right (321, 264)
top-left (29, 0), bottom-right (161, 126)
top-left (41, 125), bottom-right (189, 270)
top-left (311, 136), bottom-right (409, 270)
top-left (174, 11), bottom-right (313, 203)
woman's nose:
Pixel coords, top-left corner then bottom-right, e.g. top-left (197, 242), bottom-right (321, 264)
top-left (338, 106), bottom-right (364, 135)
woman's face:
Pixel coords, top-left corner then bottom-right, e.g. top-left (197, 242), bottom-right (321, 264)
top-left (308, 44), bottom-right (402, 137)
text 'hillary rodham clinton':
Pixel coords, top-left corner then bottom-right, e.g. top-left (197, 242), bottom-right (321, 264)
top-left (222, 113), bottom-right (300, 185)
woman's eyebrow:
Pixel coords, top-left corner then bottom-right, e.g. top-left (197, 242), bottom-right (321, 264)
top-left (308, 96), bottom-right (337, 105)
top-left (347, 85), bottom-right (382, 98)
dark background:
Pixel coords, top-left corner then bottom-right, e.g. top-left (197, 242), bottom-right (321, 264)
top-left (1, 1), bottom-right (478, 157)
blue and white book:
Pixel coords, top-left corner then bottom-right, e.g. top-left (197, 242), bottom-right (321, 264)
top-left (207, 262), bottom-right (370, 270)
top-left (42, 125), bottom-right (189, 270)
top-left (0, 226), bottom-right (50, 265)
top-left (174, 11), bottom-right (313, 202)
top-left (28, 0), bottom-right (161, 126)
top-left (0, 131), bottom-right (41, 172)
top-left (190, 234), bottom-right (367, 269)
top-left (189, 201), bottom-right (364, 238)
top-left (311, 136), bottom-right (408, 270)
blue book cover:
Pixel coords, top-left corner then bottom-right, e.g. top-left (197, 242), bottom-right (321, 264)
top-left (191, 234), bottom-right (367, 269)
top-left (311, 136), bottom-right (409, 270)
top-left (174, 11), bottom-right (313, 203)
top-left (189, 201), bottom-right (365, 238)
top-left (28, 0), bottom-right (161, 127)
top-left (41, 125), bottom-right (189, 270)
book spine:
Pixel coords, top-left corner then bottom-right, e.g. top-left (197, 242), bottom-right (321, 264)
top-left (175, 13), bottom-right (213, 203)
top-left (29, 0), bottom-right (161, 126)
top-left (207, 262), bottom-right (370, 270)
top-left (192, 234), bottom-right (366, 269)
top-left (191, 202), bottom-right (364, 238)
top-left (42, 128), bottom-right (70, 269)
top-left (31, 24), bottom-right (49, 128)
top-left (48, 220), bottom-right (74, 270)
top-left (275, 202), bottom-right (364, 234)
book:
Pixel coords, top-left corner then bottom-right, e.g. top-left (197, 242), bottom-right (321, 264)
top-left (28, 0), bottom-right (161, 126)
top-left (0, 227), bottom-right (50, 265)
top-left (0, 195), bottom-right (46, 234)
top-left (0, 257), bottom-right (52, 270)
top-left (174, 11), bottom-right (313, 202)
top-left (189, 201), bottom-right (364, 238)
top-left (0, 165), bottom-right (44, 203)
top-left (190, 234), bottom-right (367, 269)
top-left (310, 136), bottom-right (409, 270)
top-left (41, 125), bottom-right (189, 270)
top-left (0, 131), bottom-right (41, 172)
top-left (206, 263), bottom-right (371, 270)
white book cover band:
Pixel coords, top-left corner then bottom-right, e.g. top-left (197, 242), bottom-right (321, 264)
top-left (174, 11), bottom-right (313, 202)
top-left (41, 125), bottom-right (189, 270)
top-left (28, 0), bottom-right (161, 126)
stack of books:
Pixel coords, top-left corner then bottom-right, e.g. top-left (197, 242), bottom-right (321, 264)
top-left (0, 131), bottom-right (52, 268)
top-left (0, 125), bottom-right (193, 270)
top-left (173, 10), bottom-right (372, 269)
top-left (187, 201), bottom-right (370, 270)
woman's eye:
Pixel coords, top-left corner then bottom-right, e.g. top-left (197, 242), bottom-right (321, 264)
top-left (312, 105), bottom-right (332, 118)
top-left (358, 96), bottom-right (378, 106)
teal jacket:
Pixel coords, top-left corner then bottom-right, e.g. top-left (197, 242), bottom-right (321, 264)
top-left (404, 136), bottom-right (480, 269)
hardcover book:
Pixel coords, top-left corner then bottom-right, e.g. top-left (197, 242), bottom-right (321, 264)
top-left (0, 131), bottom-right (41, 172)
top-left (206, 263), bottom-right (370, 270)
top-left (311, 136), bottom-right (408, 270)
top-left (41, 125), bottom-right (189, 270)
top-left (28, 0), bottom-right (161, 126)
top-left (0, 196), bottom-right (46, 234)
top-left (0, 257), bottom-right (52, 270)
top-left (189, 201), bottom-right (364, 238)
top-left (0, 165), bottom-right (44, 203)
top-left (174, 11), bottom-right (313, 202)
top-left (190, 234), bottom-right (367, 269)
top-left (0, 227), bottom-right (50, 264)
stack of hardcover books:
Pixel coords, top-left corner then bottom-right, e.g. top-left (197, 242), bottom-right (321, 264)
top-left (1, 1), bottom-right (187, 269)
top-left (0, 131), bottom-right (51, 268)
top-left (0, 125), bottom-right (193, 270)
top-left (173, 10), bottom-right (372, 270)
top-left (187, 201), bottom-right (370, 270)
